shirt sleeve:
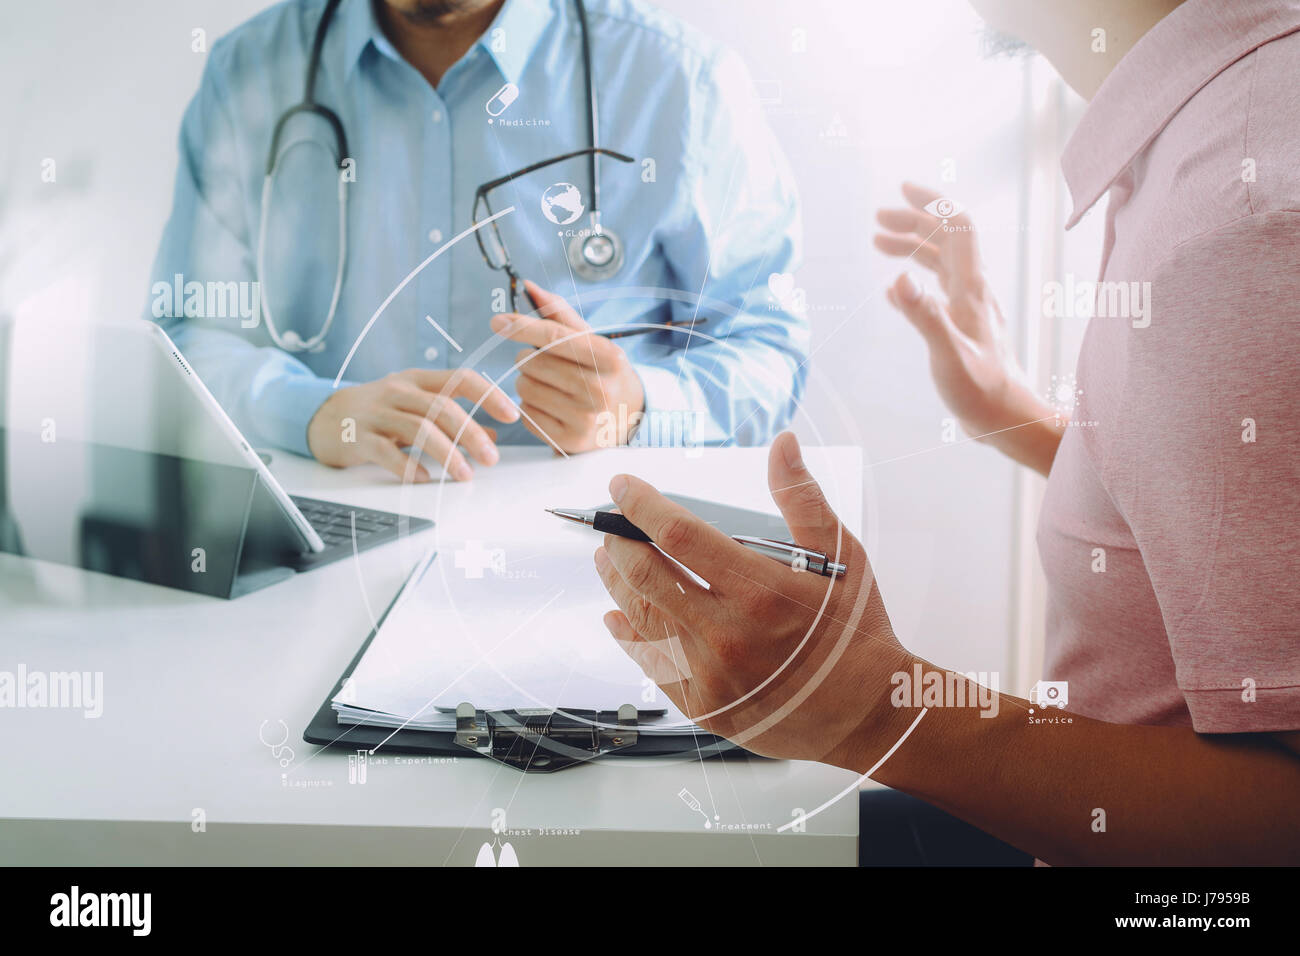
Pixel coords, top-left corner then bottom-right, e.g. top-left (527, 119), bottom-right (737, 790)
top-left (1125, 212), bottom-right (1300, 732)
top-left (144, 49), bottom-right (345, 458)
top-left (635, 47), bottom-right (809, 447)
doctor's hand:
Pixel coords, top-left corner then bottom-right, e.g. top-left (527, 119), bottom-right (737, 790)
top-left (593, 432), bottom-right (918, 770)
top-left (490, 280), bottom-right (645, 454)
top-left (306, 368), bottom-right (520, 482)
top-left (874, 182), bottom-right (1061, 476)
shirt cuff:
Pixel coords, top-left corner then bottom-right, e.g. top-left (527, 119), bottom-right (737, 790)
top-left (634, 362), bottom-right (692, 416)
top-left (632, 362), bottom-right (697, 448)
top-left (253, 373), bottom-right (346, 458)
top-left (1182, 685), bottom-right (1300, 733)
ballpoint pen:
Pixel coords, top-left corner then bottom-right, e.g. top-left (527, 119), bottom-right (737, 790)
top-left (600, 318), bottom-right (709, 340)
top-left (546, 507), bottom-right (848, 578)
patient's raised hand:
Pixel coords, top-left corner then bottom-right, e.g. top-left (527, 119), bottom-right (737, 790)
top-left (873, 182), bottom-right (1061, 476)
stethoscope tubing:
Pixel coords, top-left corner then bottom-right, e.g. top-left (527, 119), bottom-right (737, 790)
top-left (257, 145), bottom-right (349, 353)
top-left (259, 0), bottom-right (615, 354)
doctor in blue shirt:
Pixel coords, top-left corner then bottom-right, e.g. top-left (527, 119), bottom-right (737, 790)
top-left (148, 0), bottom-right (807, 482)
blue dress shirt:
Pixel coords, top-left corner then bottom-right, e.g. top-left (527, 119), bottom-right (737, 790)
top-left (146, 0), bottom-right (807, 455)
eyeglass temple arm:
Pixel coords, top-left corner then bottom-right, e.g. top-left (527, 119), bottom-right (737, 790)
top-left (475, 147), bottom-right (634, 197)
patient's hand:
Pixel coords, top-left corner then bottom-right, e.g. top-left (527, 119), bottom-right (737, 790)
top-left (306, 368), bottom-right (519, 482)
top-left (874, 183), bottom-right (1061, 476)
top-left (594, 432), bottom-right (916, 768)
top-left (490, 280), bottom-right (645, 454)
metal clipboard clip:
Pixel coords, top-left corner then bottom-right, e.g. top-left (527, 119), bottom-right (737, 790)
top-left (453, 702), bottom-right (640, 772)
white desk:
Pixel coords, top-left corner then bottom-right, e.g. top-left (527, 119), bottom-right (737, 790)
top-left (0, 445), bottom-right (861, 865)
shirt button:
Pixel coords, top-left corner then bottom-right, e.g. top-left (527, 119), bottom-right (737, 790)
top-left (428, 228), bottom-right (443, 244)
top-left (431, 108), bottom-right (443, 123)
top-left (424, 346), bottom-right (439, 362)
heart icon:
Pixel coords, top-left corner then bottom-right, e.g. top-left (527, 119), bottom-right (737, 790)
top-left (768, 272), bottom-right (796, 303)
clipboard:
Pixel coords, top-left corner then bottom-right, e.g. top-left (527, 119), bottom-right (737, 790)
top-left (303, 495), bottom-right (789, 772)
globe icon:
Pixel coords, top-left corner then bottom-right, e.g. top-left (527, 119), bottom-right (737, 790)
top-left (540, 182), bottom-right (585, 226)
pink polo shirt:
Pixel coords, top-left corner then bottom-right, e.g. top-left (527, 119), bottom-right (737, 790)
top-left (1037, 0), bottom-right (1300, 733)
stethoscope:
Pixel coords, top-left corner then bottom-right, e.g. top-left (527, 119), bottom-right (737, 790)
top-left (564, 0), bottom-right (625, 283)
top-left (258, 0), bottom-right (619, 353)
top-left (258, 719), bottom-right (296, 768)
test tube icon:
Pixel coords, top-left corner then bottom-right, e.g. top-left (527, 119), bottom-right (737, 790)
top-left (349, 751), bottom-right (368, 785)
top-left (485, 82), bottom-right (519, 117)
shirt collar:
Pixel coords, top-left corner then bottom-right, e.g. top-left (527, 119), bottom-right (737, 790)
top-left (341, 0), bottom-right (388, 79)
top-left (477, 0), bottom-right (554, 86)
top-left (340, 0), bottom-right (553, 86)
top-left (1061, 0), bottom-right (1300, 228)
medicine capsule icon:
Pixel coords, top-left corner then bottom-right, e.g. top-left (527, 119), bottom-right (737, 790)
top-left (486, 83), bottom-right (519, 117)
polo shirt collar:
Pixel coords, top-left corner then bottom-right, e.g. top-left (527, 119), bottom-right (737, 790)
top-left (1061, 0), bottom-right (1300, 228)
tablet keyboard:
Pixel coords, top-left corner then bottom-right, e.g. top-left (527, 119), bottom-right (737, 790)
top-left (288, 496), bottom-right (433, 570)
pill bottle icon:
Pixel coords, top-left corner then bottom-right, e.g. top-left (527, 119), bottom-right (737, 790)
top-left (486, 82), bottom-right (519, 117)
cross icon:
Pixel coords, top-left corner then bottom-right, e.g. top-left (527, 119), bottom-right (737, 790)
top-left (454, 540), bottom-right (503, 579)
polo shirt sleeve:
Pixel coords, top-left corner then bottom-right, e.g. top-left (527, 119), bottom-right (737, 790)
top-left (1126, 212), bottom-right (1300, 732)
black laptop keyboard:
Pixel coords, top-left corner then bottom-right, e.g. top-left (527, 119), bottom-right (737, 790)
top-left (291, 496), bottom-right (402, 547)
top-left (284, 497), bottom-right (431, 571)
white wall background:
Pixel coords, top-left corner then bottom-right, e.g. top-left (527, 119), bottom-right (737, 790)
top-left (0, 0), bottom-right (1102, 687)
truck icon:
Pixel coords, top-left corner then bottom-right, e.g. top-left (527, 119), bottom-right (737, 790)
top-left (1028, 680), bottom-right (1069, 710)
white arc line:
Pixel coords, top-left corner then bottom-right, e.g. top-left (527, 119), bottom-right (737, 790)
top-left (425, 314), bottom-right (463, 352)
top-left (776, 708), bottom-right (929, 833)
top-left (349, 511), bottom-right (380, 633)
top-left (333, 206), bottom-right (515, 386)
top-left (514, 404), bottom-right (571, 459)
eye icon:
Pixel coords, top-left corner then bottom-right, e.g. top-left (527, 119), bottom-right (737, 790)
top-left (924, 197), bottom-right (963, 219)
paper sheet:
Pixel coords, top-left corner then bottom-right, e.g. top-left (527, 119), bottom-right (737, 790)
top-left (333, 532), bottom-right (695, 731)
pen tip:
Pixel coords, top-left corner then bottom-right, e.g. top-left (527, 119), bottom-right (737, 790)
top-left (544, 508), bottom-right (556, 515)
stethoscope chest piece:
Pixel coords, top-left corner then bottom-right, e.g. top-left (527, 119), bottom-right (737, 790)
top-left (569, 226), bottom-right (624, 281)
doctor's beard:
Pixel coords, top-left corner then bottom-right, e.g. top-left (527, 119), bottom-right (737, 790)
top-left (389, 0), bottom-right (502, 25)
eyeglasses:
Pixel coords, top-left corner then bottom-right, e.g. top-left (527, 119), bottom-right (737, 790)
top-left (472, 147), bottom-right (634, 314)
